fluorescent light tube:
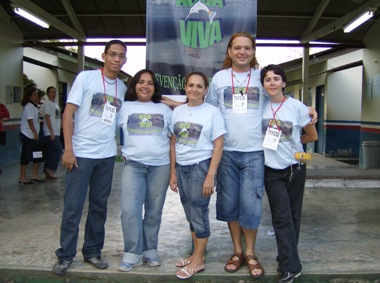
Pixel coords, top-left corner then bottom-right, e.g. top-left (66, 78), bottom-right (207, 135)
top-left (344, 10), bottom-right (374, 33)
top-left (13, 7), bottom-right (49, 29)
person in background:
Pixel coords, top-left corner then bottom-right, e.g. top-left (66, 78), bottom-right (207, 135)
top-left (170, 72), bottom-right (226, 280)
top-left (19, 87), bottom-right (44, 184)
top-left (0, 103), bottom-right (10, 174)
top-left (42, 86), bottom-right (62, 179)
top-left (117, 69), bottom-right (172, 272)
top-left (260, 64), bottom-right (318, 283)
top-left (52, 40), bottom-right (127, 275)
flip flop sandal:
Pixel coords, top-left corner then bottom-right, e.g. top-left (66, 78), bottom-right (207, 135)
top-left (176, 258), bottom-right (191, 267)
top-left (224, 253), bottom-right (244, 273)
top-left (245, 255), bottom-right (265, 278)
top-left (176, 265), bottom-right (205, 279)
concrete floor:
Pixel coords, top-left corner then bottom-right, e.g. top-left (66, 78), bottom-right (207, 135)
top-left (0, 154), bottom-right (380, 282)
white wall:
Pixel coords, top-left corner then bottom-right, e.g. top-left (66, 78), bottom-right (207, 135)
top-left (326, 66), bottom-right (362, 121)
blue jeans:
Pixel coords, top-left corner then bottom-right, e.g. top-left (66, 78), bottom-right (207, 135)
top-left (55, 156), bottom-right (115, 261)
top-left (176, 159), bottom-right (212, 238)
top-left (120, 160), bottom-right (170, 264)
top-left (264, 164), bottom-right (306, 273)
top-left (43, 135), bottom-right (63, 172)
top-left (216, 151), bottom-right (264, 230)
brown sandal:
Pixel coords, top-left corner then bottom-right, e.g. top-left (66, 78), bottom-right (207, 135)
top-left (245, 255), bottom-right (265, 278)
top-left (224, 253), bottom-right (244, 273)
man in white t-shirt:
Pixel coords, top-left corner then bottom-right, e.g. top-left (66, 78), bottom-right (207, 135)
top-left (53, 40), bottom-right (127, 275)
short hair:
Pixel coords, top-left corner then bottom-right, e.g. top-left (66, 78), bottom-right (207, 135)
top-left (125, 69), bottom-right (162, 103)
top-left (104, 40), bottom-right (127, 54)
top-left (46, 86), bottom-right (56, 94)
top-left (222, 32), bottom-right (259, 70)
top-left (260, 64), bottom-right (287, 86)
top-left (185, 71), bottom-right (209, 88)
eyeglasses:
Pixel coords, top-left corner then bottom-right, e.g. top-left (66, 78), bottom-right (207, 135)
top-left (107, 52), bottom-right (126, 60)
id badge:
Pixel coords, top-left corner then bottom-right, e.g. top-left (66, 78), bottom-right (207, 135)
top-left (101, 102), bottom-right (116, 126)
top-left (262, 127), bottom-right (282, 150)
top-left (232, 93), bottom-right (247, 113)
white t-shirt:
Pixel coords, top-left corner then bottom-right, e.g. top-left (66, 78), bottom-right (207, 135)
top-left (20, 102), bottom-right (40, 139)
top-left (43, 100), bottom-right (61, 136)
top-left (67, 69), bottom-right (126, 158)
top-left (171, 102), bottom-right (226, 166)
top-left (262, 96), bottom-right (311, 169)
top-left (206, 68), bottom-right (266, 152)
top-left (117, 101), bottom-right (172, 166)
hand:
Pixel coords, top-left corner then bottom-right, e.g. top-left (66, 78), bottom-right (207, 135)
top-left (202, 175), bottom-right (215, 197)
top-left (62, 149), bottom-right (78, 171)
top-left (307, 106), bottom-right (318, 124)
top-left (169, 174), bottom-right (178, 193)
top-left (50, 133), bottom-right (55, 141)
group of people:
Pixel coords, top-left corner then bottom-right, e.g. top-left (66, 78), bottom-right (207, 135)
top-left (52, 34), bottom-right (317, 283)
top-left (19, 85), bottom-right (62, 184)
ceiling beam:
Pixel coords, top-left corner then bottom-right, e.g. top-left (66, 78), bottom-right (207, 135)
top-left (11, 0), bottom-right (86, 41)
top-left (301, 0), bottom-right (380, 43)
top-left (60, 0), bottom-right (86, 37)
top-left (301, 0), bottom-right (330, 40)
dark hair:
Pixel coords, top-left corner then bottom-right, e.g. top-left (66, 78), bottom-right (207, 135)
top-left (46, 86), bottom-right (56, 94)
top-left (260, 64), bottom-right (287, 89)
top-left (185, 71), bottom-right (209, 88)
top-left (125, 69), bottom-right (162, 103)
top-left (104, 40), bottom-right (127, 54)
top-left (21, 87), bottom-right (37, 106)
top-left (222, 32), bottom-right (259, 70)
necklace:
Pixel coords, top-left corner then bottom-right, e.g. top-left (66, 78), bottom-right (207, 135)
top-left (103, 76), bottom-right (116, 85)
top-left (231, 69), bottom-right (251, 95)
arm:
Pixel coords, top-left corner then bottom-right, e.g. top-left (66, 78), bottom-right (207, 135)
top-left (27, 119), bottom-right (39, 140)
top-left (45, 114), bottom-right (55, 140)
top-left (202, 135), bottom-right (224, 197)
top-left (301, 123), bottom-right (318, 144)
top-left (161, 96), bottom-right (185, 108)
top-left (62, 103), bottom-right (78, 171)
top-left (169, 134), bottom-right (178, 193)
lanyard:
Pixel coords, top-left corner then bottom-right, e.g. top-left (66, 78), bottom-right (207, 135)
top-left (269, 95), bottom-right (286, 131)
top-left (231, 69), bottom-right (251, 95)
top-left (100, 68), bottom-right (117, 103)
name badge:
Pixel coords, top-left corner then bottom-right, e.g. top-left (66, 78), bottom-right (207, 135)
top-left (232, 93), bottom-right (247, 113)
top-left (262, 126), bottom-right (282, 150)
top-left (101, 102), bottom-right (116, 126)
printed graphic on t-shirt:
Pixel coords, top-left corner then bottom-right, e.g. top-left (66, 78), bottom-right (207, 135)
top-left (174, 121), bottom-right (203, 148)
top-left (127, 113), bottom-right (164, 136)
top-left (262, 118), bottom-right (293, 141)
top-left (223, 86), bottom-right (260, 109)
top-left (90, 92), bottom-right (122, 117)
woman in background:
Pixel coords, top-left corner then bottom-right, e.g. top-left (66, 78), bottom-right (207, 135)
top-left (19, 87), bottom-right (44, 184)
top-left (43, 86), bottom-right (63, 179)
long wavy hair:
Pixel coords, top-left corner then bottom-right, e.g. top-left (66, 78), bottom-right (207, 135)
top-left (222, 32), bottom-right (259, 70)
top-left (21, 87), bottom-right (37, 107)
top-left (124, 69), bottom-right (162, 103)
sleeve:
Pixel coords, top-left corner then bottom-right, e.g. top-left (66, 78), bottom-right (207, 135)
top-left (205, 76), bottom-right (219, 107)
top-left (116, 102), bottom-right (128, 127)
top-left (25, 104), bottom-right (35, 120)
top-left (298, 102), bottom-right (311, 128)
top-left (211, 107), bottom-right (226, 141)
top-left (67, 71), bottom-right (86, 107)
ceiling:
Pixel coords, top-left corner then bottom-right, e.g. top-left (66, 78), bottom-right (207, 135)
top-left (1, 0), bottom-right (380, 48)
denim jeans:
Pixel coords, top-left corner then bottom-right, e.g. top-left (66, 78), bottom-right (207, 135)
top-left (264, 164), bottom-right (306, 273)
top-left (55, 156), bottom-right (115, 261)
top-left (43, 135), bottom-right (63, 172)
top-left (216, 151), bottom-right (264, 229)
top-left (176, 158), bottom-right (212, 239)
top-left (120, 160), bottom-right (170, 264)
